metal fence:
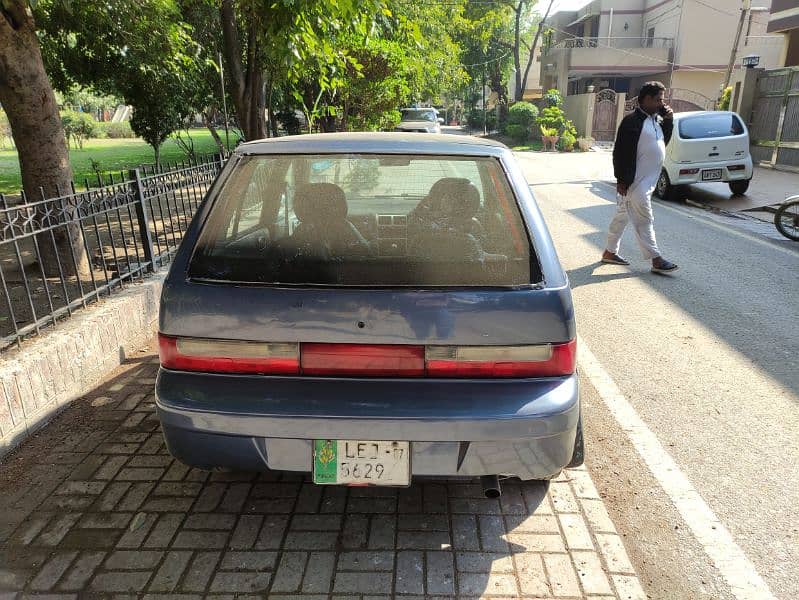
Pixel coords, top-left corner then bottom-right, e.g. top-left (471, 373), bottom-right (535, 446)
top-left (0, 155), bottom-right (225, 351)
top-left (749, 67), bottom-right (799, 171)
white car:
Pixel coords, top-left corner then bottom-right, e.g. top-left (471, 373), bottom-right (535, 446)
top-left (655, 111), bottom-right (753, 199)
top-left (395, 108), bottom-right (444, 133)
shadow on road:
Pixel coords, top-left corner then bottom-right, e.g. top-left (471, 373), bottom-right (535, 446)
top-left (563, 197), bottom-right (799, 401)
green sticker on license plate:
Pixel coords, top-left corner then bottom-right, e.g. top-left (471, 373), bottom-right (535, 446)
top-left (314, 440), bottom-right (338, 484)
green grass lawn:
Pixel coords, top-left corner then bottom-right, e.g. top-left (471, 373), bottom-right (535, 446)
top-left (511, 140), bottom-right (545, 152)
top-left (0, 128), bottom-right (241, 195)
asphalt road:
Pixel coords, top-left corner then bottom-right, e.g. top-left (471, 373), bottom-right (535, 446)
top-left (515, 150), bottom-right (799, 600)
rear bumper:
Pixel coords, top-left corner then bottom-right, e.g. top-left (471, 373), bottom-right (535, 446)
top-left (155, 369), bottom-right (580, 480)
top-left (666, 157), bottom-right (753, 185)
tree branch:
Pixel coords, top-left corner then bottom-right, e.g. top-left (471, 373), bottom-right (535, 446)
top-left (520, 0), bottom-right (555, 99)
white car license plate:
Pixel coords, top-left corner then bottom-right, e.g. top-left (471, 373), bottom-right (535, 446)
top-left (313, 440), bottom-right (410, 486)
top-left (702, 168), bottom-right (723, 181)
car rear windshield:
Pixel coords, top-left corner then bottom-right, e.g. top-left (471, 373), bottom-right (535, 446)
top-left (189, 154), bottom-right (537, 287)
top-left (401, 110), bottom-right (436, 122)
top-left (679, 114), bottom-right (744, 139)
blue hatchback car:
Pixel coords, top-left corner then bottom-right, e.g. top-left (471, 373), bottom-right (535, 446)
top-left (156, 133), bottom-right (581, 493)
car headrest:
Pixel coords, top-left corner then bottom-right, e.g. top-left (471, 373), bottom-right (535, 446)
top-left (293, 183), bottom-right (348, 223)
top-left (427, 178), bottom-right (481, 220)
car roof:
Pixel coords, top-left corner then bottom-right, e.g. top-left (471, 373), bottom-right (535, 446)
top-left (673, 110), bottom-right (738, 119)
top-left (237, 132), bottom-right (509, 156)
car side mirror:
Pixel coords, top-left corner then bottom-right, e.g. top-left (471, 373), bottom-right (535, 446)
top-left (438, 118), bottom-right (444, 124)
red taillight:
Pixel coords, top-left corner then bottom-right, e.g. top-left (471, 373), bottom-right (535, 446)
top-left (679, 168), bottom-right (700, 175)
top-left (158, 334), bottom-right (300, 375)
top-left (425, 340), bottom-right (576, 378)
top-left (301, 344), bottom-right (425, 376)
top-left (159, 335), bottom-right (576, 379)
top-left (728, 164), bottom-right (746, 171)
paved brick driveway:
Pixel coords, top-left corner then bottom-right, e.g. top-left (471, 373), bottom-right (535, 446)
top-left (0, 348), bottom-right (645, 599)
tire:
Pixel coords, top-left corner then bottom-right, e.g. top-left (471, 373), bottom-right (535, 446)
top-left (775, 198), bottom-right (799, 241)
top-left (567, 415), bottom-right (585, 468)
top-left (655, 170), bottom-right (673, 200)
top-left (729, 179), bottom-right (750, 196)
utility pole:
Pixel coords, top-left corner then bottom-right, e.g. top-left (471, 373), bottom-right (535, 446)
top-left (668, 1), bottom-right (683, 89)
top-left (482, 64), bottom-right (487, 135)
top-left (218, 51), bottom-right (231, 153)
top-left (722, 0), bottom-right (751, 94)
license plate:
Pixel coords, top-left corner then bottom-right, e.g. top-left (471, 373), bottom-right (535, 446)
top-left (702, 169), bottom-right (723, 181)
top-left (313, 440), bottom-right (410, 486)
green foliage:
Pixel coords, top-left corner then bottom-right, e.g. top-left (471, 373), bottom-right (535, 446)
top-left (543, 88), bottom-right (564, 108)
top-left (58, 86), bottom-right (120, 115)
top-left (466, 108), bottom-right (496, 132)
top-left (276, 110), bottom-right (302, 135)
top-left (100, 122), bottom-right (135, 139)
top-left (506, 124), bottom-right (529, 143)
top-left (35, 0), bottom-right (203, 158)
top-left (540, 125), bottom-right (558, 138)
top-left (508, 102), bottom-right (539, 129)
top-left (61, 111), bottom-right (99, 148)
top-left (537, 106), bottom-right (576, 137)
top-left (560, 129), bottom-right (576, 151)
top-left (719, 86), bottom-right (732, 111)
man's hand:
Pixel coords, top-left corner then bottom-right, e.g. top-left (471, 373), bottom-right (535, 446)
top-left (617, 182), bottom-right (629, 196)
top-left (660, 104), bottom-right (674, 120)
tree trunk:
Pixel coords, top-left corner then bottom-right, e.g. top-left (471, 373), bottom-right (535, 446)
top-left (0, 1), bottom-right (90, 278)
top-left (220, 1), bottom-right (266, 141)
top-left (203, 112), bottom-right (226, 154)
top-left (513, 1), bottom-right (523, 101)
top-left (520, 0), bottom-right (556, 99)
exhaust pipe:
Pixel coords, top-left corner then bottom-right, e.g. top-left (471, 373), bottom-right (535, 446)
top-left (480, 475), bottom-right (501, 498)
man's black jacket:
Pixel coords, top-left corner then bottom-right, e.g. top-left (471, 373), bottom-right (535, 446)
top-left (612, 108), bottom-right (674, 186)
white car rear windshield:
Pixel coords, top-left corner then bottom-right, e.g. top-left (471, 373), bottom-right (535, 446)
top-left (402, 110), bottom-right (436, 122)
top-left (679, 114), bottom-right (744, 139)
top-left (189, 154), bottom-right (537, 287)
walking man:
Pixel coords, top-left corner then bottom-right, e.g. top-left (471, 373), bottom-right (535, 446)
top-left (602, 81), bottom-right (679, 273)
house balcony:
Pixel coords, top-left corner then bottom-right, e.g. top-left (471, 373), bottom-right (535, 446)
top-left (544, 37), bottom-right (674, 76)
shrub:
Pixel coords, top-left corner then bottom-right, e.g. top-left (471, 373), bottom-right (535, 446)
top-left (540, 125), bottom-right (558, 138)
top-left (61, 111), bottom-right (99, 148)
top-left (537, 106), bottom-right (576, 137)
top-left (101, 121), bottom-right (135, 139)
top-left (506, 124), bottom-right (529, 143)
top-left (719, 86), bottom-right (732, 111)
top-left (560, 130), bottom-right (577, 151)
top-left (507, 102), bottom-right (539, 140)
top-left (543, 88), bottom-right (564, 108)
top-left (466, 108), bottom-right (497, 132)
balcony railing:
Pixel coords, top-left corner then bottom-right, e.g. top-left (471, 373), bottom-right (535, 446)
top-left (552, 37), bottom-right (674, 50)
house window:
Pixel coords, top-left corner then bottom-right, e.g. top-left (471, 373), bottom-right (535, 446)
top-left (647, 27), bottom-right (655, 47)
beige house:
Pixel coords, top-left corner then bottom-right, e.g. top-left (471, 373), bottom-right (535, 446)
top-left (540, 0), bottom-right (787, 106)
top-left (767, 0), bottom-right (799, 65)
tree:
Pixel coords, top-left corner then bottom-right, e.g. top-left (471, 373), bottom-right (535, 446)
top-left (220, 0), bottom-right (387, 141)
top-left (512, 0), bottom-right (555, 102)
top-left (36, 0), bottom-right (206, 164)
top-left (0, 0), bottom-right (90, 276)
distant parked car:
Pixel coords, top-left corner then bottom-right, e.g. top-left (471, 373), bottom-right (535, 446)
top-left (156, 133), bottom-right (582, 492)
top-left (395, 108), bottom-right (444, 133)
top-left (655, 111), bottom-right (753, 200)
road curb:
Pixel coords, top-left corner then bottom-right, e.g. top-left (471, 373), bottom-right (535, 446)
top-left (0, 274), bottom-right (164, 459)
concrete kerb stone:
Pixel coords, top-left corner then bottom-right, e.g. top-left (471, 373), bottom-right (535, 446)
top-left (0, 273), bottom-right (165, 458)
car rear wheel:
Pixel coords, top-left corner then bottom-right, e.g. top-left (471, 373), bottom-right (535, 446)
top-left (566, 415), bottom-right (584, 468)
top-left (655, 170), bottom-right (673, 200)
top-left (729, 179), bottom-right (750, 196)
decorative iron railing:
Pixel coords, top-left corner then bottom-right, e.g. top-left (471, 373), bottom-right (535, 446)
top-left (0, 155), bottom-right (225, 350)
